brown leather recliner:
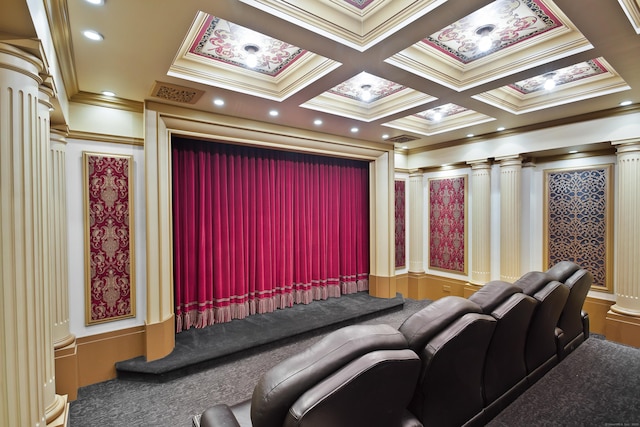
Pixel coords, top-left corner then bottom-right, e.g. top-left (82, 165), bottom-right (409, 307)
top-left (468, 281), bottom-right (538, 422)
top-left (555, 268), bottom-right (593, 359)
top-left (199, 323), bottom-right (423, 427)
top-left (514, 272), bottom-right (570, 384)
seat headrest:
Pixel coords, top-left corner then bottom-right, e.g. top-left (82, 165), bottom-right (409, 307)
top-left (546, 261), bottom-right (580, 282)
top-left (468, 281), bottom-right (521, 314)
top-left (251, 323), bottom-right (407, 427)
top-left (514, 271), bottom-right (553, 296)
top-left (565, 269), bottom-right (593, 290)
top-left (398, 296), bottom-right (481, 353)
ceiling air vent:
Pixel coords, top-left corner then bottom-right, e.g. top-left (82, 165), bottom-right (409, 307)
top-left (150, 81), bottom-right (204, 104)
top-left (387, 134), bottom-right (419, 143)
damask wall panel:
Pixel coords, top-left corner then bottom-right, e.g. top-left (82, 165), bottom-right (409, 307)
top-left (544, 164), bottom-right (613, 292)
top-left (83, 152), bottom-right (136, 324)
top-left (395, 180), bottom-right (406, 269)
top-left (428, 176), bottom-right (467, 274)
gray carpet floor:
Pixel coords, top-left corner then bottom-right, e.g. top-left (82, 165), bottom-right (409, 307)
top-left (69, 299), bottom-right (640, 427)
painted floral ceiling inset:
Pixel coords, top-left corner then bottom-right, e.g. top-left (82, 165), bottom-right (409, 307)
top-left (385, 0), bottom-right (592, 92)
top-left (169, 12), bottom-right (341, 101)
top-left (383, 103), bottom-right (496, 136)
top-left (424, 0), bottom-right (563, 64)
top-left (473, 57), bottom-right (630, 114)
top-left (189, 16), bottom-right (306, 77)
top-left (301, 72), bottom-right (436, 122)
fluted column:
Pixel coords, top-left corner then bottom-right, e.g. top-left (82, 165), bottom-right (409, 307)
top-left (408, 171), bottom-right (424, 273)
top-left (468, 160), bottom-right (492, 284)
top-left (50, 130), bottom-right (74, 349)
top-left (498, 156), bottom-right (523, 282)
top-left (0, 42), bottom-right (65, 427)
top-left (611, 140), bottom-right (640, 316)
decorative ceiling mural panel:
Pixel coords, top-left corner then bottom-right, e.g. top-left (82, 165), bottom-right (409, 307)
top-left (239, 0), bottom-right (446, 51)
top-left (508, 59), bottom-right (609, 94)
top-left (342, 0), bottom-right (375, 10)
top-left (169, 12), bottom-right (341, 101)
top-left (424, 0), bottom-right (563, 64)
top-left (383, 103), bottom-right (496, 136)
top-left (327, 72), bottom-right (407, 103)
top-left (473, 57), bottom-right (630, 114)
top-left (189, 16), bottom-right (306, 77)
top-left (385, 0), bottom-right (592, 92)
top-left (301, 72), bottom-right (437, 122)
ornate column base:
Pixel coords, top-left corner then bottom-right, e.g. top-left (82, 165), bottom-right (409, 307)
top-left (45, 394), bottom-right (68, 427)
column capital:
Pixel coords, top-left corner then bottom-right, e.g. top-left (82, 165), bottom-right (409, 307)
top-left (496, 155), bottom-right (523, 166)
top-left (467, 159), bottom-right (492, 170)
top-left (409, 169), bottom-right (423, 177)
top-left (612, 138), bottom-right (640, 153)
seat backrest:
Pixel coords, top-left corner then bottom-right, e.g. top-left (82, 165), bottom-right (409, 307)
top-left (545, 261), bottom-right (580, 282)
top-left (398, 296), bottom-right (481, 353)
top-left (557, 268), bottom-right (593, 349)
top-left (284, 349), bottom-right (421, 427)
top-left (468, 280), bottom-right (521, 314)
top-left (409, 312), bottom-right (496, 427)
top-left (514, 271), bottom-right (553, 296)
top-left (522, 280), bottom-right (569, 375)
top-left (250, 323), bottom-right (408, 427)
top-left (482, 292), bottom-right (537, 406)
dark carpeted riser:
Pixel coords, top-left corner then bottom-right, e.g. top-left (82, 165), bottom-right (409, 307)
top-left (116, 292), bottom-right (404, 382)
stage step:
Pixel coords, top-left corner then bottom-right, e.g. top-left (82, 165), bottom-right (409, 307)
top-left (116, 292), bottom-right (404, 382)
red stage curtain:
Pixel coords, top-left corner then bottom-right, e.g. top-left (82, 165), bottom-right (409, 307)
top-left (172, 138), bottom-right (369, 332)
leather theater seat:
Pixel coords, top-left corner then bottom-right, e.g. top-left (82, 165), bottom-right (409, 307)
top-left (199, 323), bottom-right (422, 427)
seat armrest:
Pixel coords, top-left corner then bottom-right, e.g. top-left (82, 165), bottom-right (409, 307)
top-left (582, 311), bottom-right (590, 339)
top-left (199, 404), bottom-right (242, 427)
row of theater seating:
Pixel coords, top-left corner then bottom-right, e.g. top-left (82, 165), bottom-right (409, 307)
top-left (197, 261), bottom-right (592, 427)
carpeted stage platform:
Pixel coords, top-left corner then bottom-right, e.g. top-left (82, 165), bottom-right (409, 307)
top-left (116, 292), bottom-right (405, 382)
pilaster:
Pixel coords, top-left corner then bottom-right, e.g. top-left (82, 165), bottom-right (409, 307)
top-left (468, 160), bottom-right (492, 284)
top-left (498, 156), bottom-right (523, 282)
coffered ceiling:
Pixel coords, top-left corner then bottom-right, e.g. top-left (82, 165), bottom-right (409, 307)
top-left (6, 0), bottom-right (640, 152)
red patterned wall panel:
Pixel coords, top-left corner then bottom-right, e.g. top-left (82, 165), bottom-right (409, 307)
top-left (428, 175), bottom-right (467, 274)
top-left (395, 180), bottom-right (406, 269)
top-left (83, 153), bottom-right (135, 324)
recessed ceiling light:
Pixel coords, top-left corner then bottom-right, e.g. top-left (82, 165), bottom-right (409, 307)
top-left (620, 100), bottom-right (632, 106)
top-left (85, 0), bottom-right (104, 4)
top-left (402, 146), bottom-right (409, 150)
top-left (101, 91), bottom-right (115, 97)
top-left (314, 119), bottom-right (322, 125)
top-left (467, 133), bottom-right (474, 138)
top-left (213, 98), bottom-right (224, 106)
top-left (497, 126), bottom-right (505, 131)
top-left (569, 150), bottom-right (578, 154)
top-left (269, 110), bottom-right (278, 117)
top-left (382, 134), bottom-right (389, 139)
top-left (83, 30), bottom-right (104, 41)
top-left (350, 127), bottom-right (359, 133)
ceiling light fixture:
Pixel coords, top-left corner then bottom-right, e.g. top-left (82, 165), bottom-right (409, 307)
top-left (569, 150), bottom-right (578, 154)
top-left (497, 126), bottom-right (505, 131)
top-left (360, 84), bottom-right (373, 102)
top-left (432, 108), bottom-right (443, 122)
top-left (85, 0), bottom-right (104, 4)
top-left (269, 110), bottom-right (278, 117)
top-left (213, 98), bottom-right (225, 106)
top-left (543, 73), bottom-right (557, 91)
top-left (350, 127), bottom-right (359, 133)
top-left (475, 25), bottom-right (495, 53)
top-left (244, 44), bottom-right (260, 68)
top-left (83, 30), bottom-right (104, 41)
top-left (467, 133), bottom-right (474, 138)
top-left (102, 91), bottom-right (115, 97)
top-left (620, 100), bottom-right (632, 106)
top-left (382, 134), bottom-right (389, 139)
top-left (314, 119), bottom-right (323, 125)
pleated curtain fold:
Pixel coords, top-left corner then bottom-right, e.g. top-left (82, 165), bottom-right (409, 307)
top-left (172, 138), bottom-right (369, 332)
